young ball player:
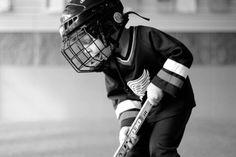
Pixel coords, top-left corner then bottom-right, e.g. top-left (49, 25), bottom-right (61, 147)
top-left (59, 0), bottom-right (196, 156)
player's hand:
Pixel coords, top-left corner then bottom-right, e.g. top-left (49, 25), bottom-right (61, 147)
top-left (147, 82), bottom-right (163, 106)
top-left (119, 126), bottom-right (139, 149)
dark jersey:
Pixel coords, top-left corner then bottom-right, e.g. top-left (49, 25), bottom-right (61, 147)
top-left (103, 26), bottom-right (196, 128)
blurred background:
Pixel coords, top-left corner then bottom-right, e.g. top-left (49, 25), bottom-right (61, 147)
top-left (0, 0), bottom-right (236, 156)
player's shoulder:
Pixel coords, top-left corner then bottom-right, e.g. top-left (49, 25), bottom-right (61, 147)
top-left (132, 25), bottom-right (162, 34)
top-left (128, 25), bottom-right (167, 39)
top-left (134, 25), bottom-right (178, 42)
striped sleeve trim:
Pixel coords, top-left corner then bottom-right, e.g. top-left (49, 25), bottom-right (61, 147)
top-left (157, 69), bottom-right (184, 88)
top-left (163, 59), bottom-right (189, 78)
top-left (120, 117), bottom-right (136, 128)
top-left (115, 100), bottom-right (141, 119)
top-left (151, 75), bottom-right (179, 97)
top-left (119, 110), bottom-right (139, 122)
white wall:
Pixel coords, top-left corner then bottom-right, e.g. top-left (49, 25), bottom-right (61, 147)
top-left (0, 66), bottom-right (114, 122)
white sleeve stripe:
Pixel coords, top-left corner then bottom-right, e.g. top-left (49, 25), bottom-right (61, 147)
top-left (163, 59), bottom-right (189, 78)
top-left (115, 100), bottom-right (141, 119)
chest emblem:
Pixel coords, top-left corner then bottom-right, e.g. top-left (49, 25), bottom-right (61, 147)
top-left (127, 69), bottom-right (150, 100)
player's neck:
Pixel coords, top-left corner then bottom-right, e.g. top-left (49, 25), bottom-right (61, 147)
top-left (115, 28), bottom-right (130, 58)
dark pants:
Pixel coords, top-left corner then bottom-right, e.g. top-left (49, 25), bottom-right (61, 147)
top-left (127, 109), bottom-right (192, 157)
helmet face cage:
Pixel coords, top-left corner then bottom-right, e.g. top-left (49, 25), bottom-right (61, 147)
top-left (61, 26), bottom-right (112, 72)
top-left (59, 0), bottom-right (124, 72)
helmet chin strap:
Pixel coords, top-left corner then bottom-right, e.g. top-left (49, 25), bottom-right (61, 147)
top-left (98, 11), bottom-right (150, 72)
top-left (125, 11), bottom-right (150, 21)
top-left (111, 11), bottom-right (150, 51)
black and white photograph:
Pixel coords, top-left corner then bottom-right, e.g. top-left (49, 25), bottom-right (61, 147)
top-left (0, 0), bottom-right (235, 157)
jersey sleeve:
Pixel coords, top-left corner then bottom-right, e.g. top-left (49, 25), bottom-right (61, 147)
top-left (149, 29), bottom-right (193, 97)
top-left (104, 73), bottom-right (141, 128)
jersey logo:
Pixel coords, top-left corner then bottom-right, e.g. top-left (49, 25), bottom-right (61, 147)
top-left (127, 69), bottom-right (150, 100)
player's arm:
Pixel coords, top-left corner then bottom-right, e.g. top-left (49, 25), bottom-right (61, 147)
top-left (149, 29), bottom-right (193, 97)
top-left (104, 73), bottom-right (141, 147)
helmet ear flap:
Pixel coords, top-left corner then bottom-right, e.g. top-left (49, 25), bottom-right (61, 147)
top-left (113, 12), bottom-right (123, 24)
